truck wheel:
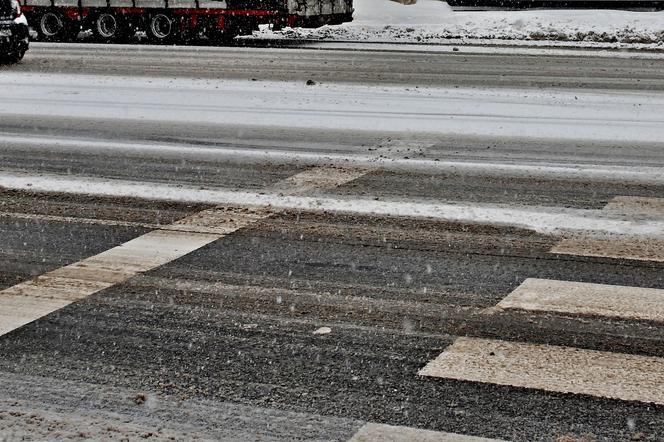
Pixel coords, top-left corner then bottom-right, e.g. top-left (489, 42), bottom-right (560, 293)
top-left (146, 13), bottom-right (175, 44)
top-left (93, 12), bottom-right (127, 43)
top-left (37, 11), bottom-right (78, 42)
top-left (0, 49), bottom-right (26, 64)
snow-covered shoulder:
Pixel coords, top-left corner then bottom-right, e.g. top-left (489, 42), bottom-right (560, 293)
top-left (252, 0), bottom-right (664, 46)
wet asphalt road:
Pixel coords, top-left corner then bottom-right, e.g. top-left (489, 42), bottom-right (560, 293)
top-left (1, 43), bottom-right (664, 441)
top-left (2, 190), bottom-right (664, 441)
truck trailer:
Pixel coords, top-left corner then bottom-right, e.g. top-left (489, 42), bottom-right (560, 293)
top-left (20, 0), bottom-right (352, 43)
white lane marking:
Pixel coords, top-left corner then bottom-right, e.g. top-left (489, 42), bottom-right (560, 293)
top-left (348, 423), bottom-right (503, 442)
top-left (439, 197), bottom-right (664, 406)
top-left (6, 133), bottom-right (663, 185)
top-left (0, 227), bottom-right (224, 336)
top-left (419, 337), bottom-right (664, 405)
top-left (551, 234), bottom-right (664, 262)
top-left (0, 167), bottom-right (366, 337)
top-left (551, 196), bottom-right (664, 261)
top-left (271, 167), bottom-right (368, 194)
top-left (2, 171), bottom-right (664, 237)
top-left (496, 278), bottom-right (664, 323)
top-left (166, 207), bottom-right (268, 235)
top-left (604, 196), bottom-right (664, 217)
top-left (0, 291), bottom-right (80, 334)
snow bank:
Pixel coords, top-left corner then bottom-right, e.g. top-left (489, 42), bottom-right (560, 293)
top-left (254, 0), bottom-right (664, 45)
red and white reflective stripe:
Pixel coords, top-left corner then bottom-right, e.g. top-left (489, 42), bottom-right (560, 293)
top-left (21, 5), bottom-right (279, 17)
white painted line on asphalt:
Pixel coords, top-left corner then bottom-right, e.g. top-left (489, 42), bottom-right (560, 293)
top-left (271, 167), bottom-right (368, 194)
top-left (3, 133), bottom-right (664, 185)
top-left (497, 278), bottom-right (664, 323)
top-left (166, 207), bottom-right (269, 235)
top-left (419, 337), bottom-right (664, 405)
top-left (0, 166), bottom-right (366, 337)
top-left (2, 171), bottom-right (664, 237)
top-left (603, 196), bottom-right (664, 221)
top-left (0, 228), bottom-right (222, 336)
top-left (2, 231), bottom-right (244, 332)
top-left (0, 285), bottom-right (93, 335)
top-left (442, 197), bottom-right (664, 408)
top-left (550, 234), bottom-right (664, 262)
top-left (348, 423), bottom-right (503, 442)
top-left (551, 196), bottom-right (664, 261)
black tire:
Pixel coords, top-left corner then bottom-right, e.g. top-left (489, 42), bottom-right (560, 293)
top-left (146, 13), bottom-right (176, 44)
top-left (37, 11), bottom-right (79, 42)
top-left (93, 12), bottom-right (128, 43)
top-left (0, 48), bottom-right (26, 64)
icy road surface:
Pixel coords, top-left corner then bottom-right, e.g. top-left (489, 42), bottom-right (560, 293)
top-left (2, 44), bottom-right (664, 441)
top-left (3, 72), bottom-right (664, 143)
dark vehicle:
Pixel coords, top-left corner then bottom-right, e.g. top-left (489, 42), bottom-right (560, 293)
top-left (0, 0), bottom-right (28, 62)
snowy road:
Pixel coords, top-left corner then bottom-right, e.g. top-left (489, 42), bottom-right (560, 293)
top-left (12, 42), bottom-right (664, 89)
top-left (1, 43), bottom-right (664, 440)
top-left (4, 72), bottom-right (664, 142)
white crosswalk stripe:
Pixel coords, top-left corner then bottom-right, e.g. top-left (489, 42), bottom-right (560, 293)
top-left (0, 213), bottom-right (256, 336)
top-left (270, 167), bottom-right (368, 195)
top-left (421, 197), bottom-right (664, 405)
top-left (419, 337), bottom-right (664, 405)
top-left (603, 196), bottom-right (664, 219)
top-left (348, 423), bottom-right (504, 442)
top-left (551, 196), bottom-right (664, 262)
top-left (551, 234), bottom-right (664, 262)
top-left (496, 278), bottom-right (664, 323)
top-left (0, 166), bottom-right (366, 337)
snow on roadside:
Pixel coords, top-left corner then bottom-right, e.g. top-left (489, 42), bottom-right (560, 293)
top-left (3, 170), bottom-right (664, 236)
top-left (252, 0), bottom-right (664, 45)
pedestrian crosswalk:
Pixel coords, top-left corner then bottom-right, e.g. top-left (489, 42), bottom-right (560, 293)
top-left (551, 196), bottom-right (664, 262)
top-left (348, 423), bottom-right (503, 442)
top-left (496, 278), bottom-right (664, 323)
top-left (551, 234), bottom-right (664, 262)
top-left (3, 185), bottom-right (664, 439)
top-left (0, 217), bottom-right (249, 336)
top-left (0, 166), bottom-right (368, 337)
top-left (420, 196), bottom-right (664, 408)
top-left (420, 337), bottom-right (664, 405)
top-left (604, 196), bottom-right (664, 219)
